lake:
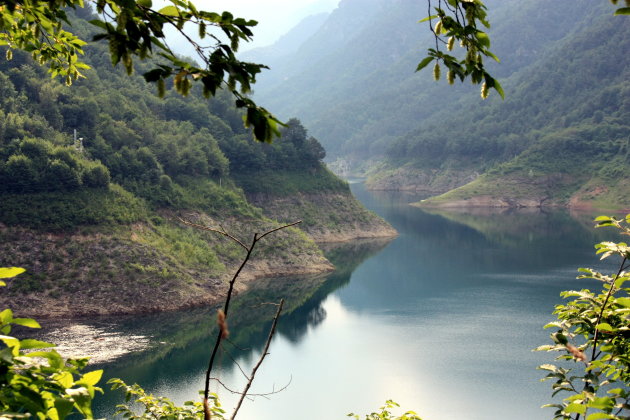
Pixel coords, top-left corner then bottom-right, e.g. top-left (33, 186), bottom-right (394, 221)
top-left (90, 183), bottom-right (614, 419)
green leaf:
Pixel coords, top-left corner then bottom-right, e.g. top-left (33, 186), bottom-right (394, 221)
top-left (614, 7), bottom-right (630, 15)
top-left (67, 387), bottom-right (93, 418)
top-left (416, 56), bottom-right (435, 72)
top-left (158, 5), bottom-right (179, 16)
top-left (79, 370), bottom-right (103, 387)
top-left (418, 14), bottom-right (438, 23)
top-left (20, 339), bottom-right (55, 349)
top-left (485, 50), bottom-right (500, 62)
top-left (476, 31), bottom-right (490, 48)
top-left (589, 397), bottom-right (614, 410)
top-left (0, 335), bottom-right (19, 349)
top-left (0, 308), bottom-right (13, 324)
top-left (0, 347), bottom-right (15, 363)
top-left (54, 397), bottom-right (75, 419)
top-left (492, 78), bottom-right (505, 100)
top-left (0, 267), bottom-right (25, 279)
top-left (596, 323), bottom-right (614, 332)
top-left (56, 371), bottom-right (74, 389)
top-left (586, 413), bottom-right (614, 420)
top-left (12, 317), bottom-right (41, 329)
top-left (616, 297), bottom-right (630, 307)
top-left (564, 403), bottom-right (586, 415)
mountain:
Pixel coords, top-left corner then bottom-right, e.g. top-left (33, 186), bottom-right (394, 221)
top-left (241, 13), bottom-right (329, 66)
top-left (249, 0), bottom-right (630, 209)
top-left (0, 11), bottom-right (394, 318)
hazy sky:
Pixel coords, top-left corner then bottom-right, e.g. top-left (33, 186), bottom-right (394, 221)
top-left (194, 0), bottom-right (340, 50)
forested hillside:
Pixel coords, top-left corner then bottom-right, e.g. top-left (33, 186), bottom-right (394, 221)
top-left (250, 0), bottom-right (630, 209)
top-left (0, 9), bottom-right (393, 318)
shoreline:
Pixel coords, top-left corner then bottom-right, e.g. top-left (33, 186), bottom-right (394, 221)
top-left (4, 224), bottom-right (396, 321)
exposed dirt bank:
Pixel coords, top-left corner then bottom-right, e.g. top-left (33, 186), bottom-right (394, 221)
top-left (0, 219), bottom-right (333, 320)
top-left (245, 191), bottom-right (397, 243)
top-left (413, 194), bottom-right (551, 209)
top-left (365, 166), bottom-right (479, 194)
top-left (413, 175), bottom-right (629, 212)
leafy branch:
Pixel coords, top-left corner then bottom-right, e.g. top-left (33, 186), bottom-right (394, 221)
top-left (0, 267), bottom-right (104, 419)
top-left (417, 0), bottom-right (629, 99)
top-left (417, 0), bottom-right (503, 99)
top-left (1, 0), bottom-right (283, 142)
top-left (535, 214), bottom-right (630, 420)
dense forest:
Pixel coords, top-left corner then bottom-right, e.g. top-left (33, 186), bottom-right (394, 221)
top-left (248, 0), bottom-right (630, 209)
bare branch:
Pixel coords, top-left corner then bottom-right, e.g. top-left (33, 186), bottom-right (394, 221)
top-left (231, 299), bottom-right (285, 420)
top-left (591, 255), bottom-right (627, 360)
top-left (181, 220), bottom-right (301, 419)
top-left (210, 375), bottom-right (291, 399)
top-left (221, 345), bottom-right (251, 381)
top-left (178, 217), bottom-right (248, 251)
top-left (257, 220), bottom-right (302, 241)
top-left (203, 233), bottom-right (256, 414)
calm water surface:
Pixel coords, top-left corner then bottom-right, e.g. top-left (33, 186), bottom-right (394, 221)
top-left (90, 184), bottom-right (612, 419)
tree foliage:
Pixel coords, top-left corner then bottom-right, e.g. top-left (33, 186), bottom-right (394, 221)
top-left (0, 0), bottom-right (281, 142)
top-left (0, 14), bottom-right (331, 227)
top-left (536, 215), bottom-right (630, 420)
top-left (417, 0), bottom-right (503, 99)
top-left (418, 0), bottom-right (628, 99)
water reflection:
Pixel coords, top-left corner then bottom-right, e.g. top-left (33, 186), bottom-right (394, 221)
top-left (91, 236), bottom-right (392, 417)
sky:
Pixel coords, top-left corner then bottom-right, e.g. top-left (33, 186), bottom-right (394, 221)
top-left (193, 0), bottom-right (341, 50)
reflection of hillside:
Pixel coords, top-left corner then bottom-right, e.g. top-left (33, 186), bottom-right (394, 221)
top-left (276, 238), bottom-right (393, 343)
top-left (422, 207), bottom-right (609, 249)
top-left (336, 185), bottom-right (613, 315)
top-left (92, 237), bottom-right (391, 416)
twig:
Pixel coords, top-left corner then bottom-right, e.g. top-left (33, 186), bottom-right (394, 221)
top-left (210, 375), bottom-right (291, 400)
top-left (221, 346), bottom-right (251, 381)
top-left (223, 337), bottom-right (250, 352)
top-left (591, 255), bottom-right (627, 361)
top-left (257, 221), bottom-right (302, 241)
top-left (179, 217), bottom-right (248, 251)
top-left (230, 299), bottom-right (285, 420)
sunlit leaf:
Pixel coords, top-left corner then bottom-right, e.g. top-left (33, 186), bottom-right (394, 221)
top-left (20, 339), bottom-right (56, 349)
top-left (79, 370), bottom-right (103, 387)
top-left (0, 267), bottom-right (25, 279)
top-left (596, 323), bottom-right (614, 332)
top-left (158, 5), bottom-right (179, 16)
top-left (563, 402), bottom-right (586, 414)
top-left (12, 317), bottom-right (41, 329)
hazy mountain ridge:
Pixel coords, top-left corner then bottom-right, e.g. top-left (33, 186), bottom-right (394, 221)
top-left (241, 13), bottom-right (329, 67)
top-left (250, 0), bottom-right (629, 209)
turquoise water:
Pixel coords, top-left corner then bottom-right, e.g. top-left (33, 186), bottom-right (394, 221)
top-left (91, 184), bottom-right (613, 419)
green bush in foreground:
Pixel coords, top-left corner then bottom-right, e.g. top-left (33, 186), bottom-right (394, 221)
top-left (536, 214), bottom-right (630, 419)
top-left (0, 267), bottom-right (102, 419)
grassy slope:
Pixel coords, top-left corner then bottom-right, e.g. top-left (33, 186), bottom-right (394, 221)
top-left (0, 175), bottom-right (333, 318)
top-left (232, 166), bottom-right (397, 241)
top-left (419, 123), bottom-right (630, 210)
